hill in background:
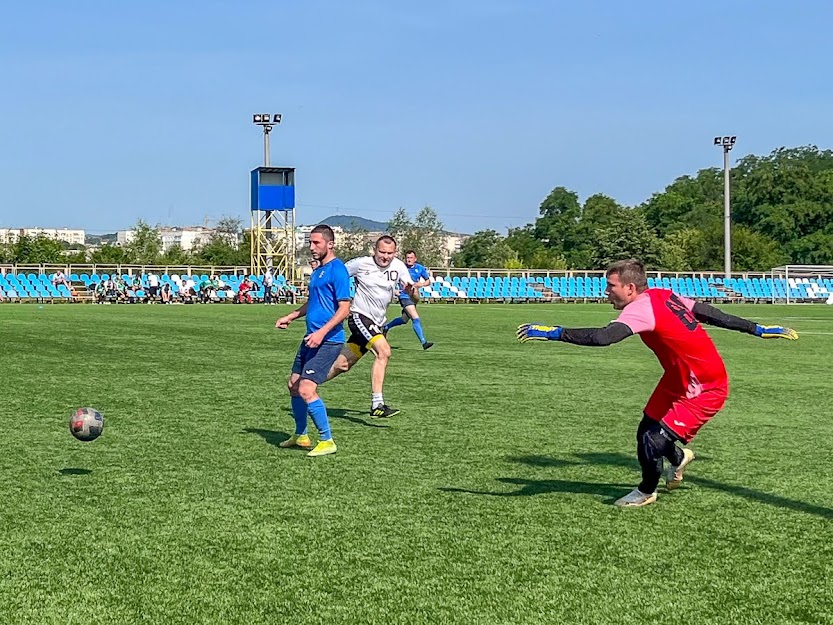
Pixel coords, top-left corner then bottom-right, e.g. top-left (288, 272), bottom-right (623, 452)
top-left (316, 215), bottom-right (389, 231)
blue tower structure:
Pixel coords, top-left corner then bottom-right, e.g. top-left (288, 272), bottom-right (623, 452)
top-left (250, 166), bottom-right (296, 280)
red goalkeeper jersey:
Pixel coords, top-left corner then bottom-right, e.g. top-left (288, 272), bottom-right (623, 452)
top-left (615, 288), bottom-right (728, 396)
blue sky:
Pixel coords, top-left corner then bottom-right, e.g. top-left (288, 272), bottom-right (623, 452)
top-left (1, 1), bottom-right (831, 234)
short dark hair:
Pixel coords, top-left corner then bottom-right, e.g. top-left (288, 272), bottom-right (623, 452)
top-left (375, 235), bottom-right (397, 249)
top-left (605, 259), bottom-right (648, 289)
top-left (405, 249), bottom-right (417, 256)
top-left (311, 224), bottom-right (335, 242)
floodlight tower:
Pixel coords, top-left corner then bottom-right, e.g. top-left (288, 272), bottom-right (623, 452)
top-left (714, 135), bottom-right (737, 280)
top-left (250, 113), bottom-right (296, 281)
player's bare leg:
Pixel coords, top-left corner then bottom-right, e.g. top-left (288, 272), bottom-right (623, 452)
top-left (326, 345), bottom-right (362, 381)
top-left (368, 336), bottom-right (400, 418)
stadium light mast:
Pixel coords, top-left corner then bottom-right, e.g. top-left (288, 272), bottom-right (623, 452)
top-left (250, 113), bottom-right (296, 282)
top-left (252, 113), bottom-right (281, 166)
top-left (714, 135), bottom-right (737, 280)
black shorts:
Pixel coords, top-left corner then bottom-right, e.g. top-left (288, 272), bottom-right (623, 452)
top-left (148, 286), bottom-right (159, 296)
top-left (347, 312), bottom-right (385, 356)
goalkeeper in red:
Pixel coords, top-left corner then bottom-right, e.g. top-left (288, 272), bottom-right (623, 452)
top-left (517, 259), bottom-right (798, 508)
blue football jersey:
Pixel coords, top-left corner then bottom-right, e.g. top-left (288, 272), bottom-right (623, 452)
top-left (306, 258), bottom-right (351, 343)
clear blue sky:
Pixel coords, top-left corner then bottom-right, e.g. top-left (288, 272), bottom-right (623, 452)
top-left (1, 1), bottom-right (831, 234)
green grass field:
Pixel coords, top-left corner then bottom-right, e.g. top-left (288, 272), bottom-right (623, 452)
top-left (1, 303), bottom-right (832, 624)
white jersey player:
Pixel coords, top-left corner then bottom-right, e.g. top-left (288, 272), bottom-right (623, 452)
top-left (326, 235), bottom-right (416, 419)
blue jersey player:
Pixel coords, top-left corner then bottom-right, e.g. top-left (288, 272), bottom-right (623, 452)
top-left (383, 250), bottom-right (434, 349)
top-left (275, 225), bottom-right (351, 457)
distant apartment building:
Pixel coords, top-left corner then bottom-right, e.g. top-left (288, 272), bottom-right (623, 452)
top-left (294, 224), bottom-right (344, 249)
top-left (117, 226), bottom-right (221, 252)
top-left (293, 224), bottom-right (468, 266)
top-left (0, 227), bottom-right (86, 245)
top-left (443, 233), bottom-right (469, 262)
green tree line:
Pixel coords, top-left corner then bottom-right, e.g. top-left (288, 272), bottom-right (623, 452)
top-left (454, 145), bottom-right (833, 271)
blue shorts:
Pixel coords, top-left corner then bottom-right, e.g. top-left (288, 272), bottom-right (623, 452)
top-left (291, 341), bottom-right (344, 385)
top-left (399, 293), bottom-right (414, 308)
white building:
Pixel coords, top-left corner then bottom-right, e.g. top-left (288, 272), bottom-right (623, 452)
top-left (443, 233), bottom-right (469, 262)
top-left (0, 227), bottom-right (85, 245)
top-left (117, 226), bottom-right (219, 252)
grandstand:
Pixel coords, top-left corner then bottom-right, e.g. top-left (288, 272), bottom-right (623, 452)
top-left (1, 266), bottom-right (832, 304)
top-left (415, 272), bottom-right (833, 304)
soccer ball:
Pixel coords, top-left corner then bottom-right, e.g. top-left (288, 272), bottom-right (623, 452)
top-left (69, 407), bottom-right (104, 442)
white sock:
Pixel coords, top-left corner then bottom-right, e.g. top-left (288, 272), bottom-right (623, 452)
top-left (371, 393), bottom-right (384, 409)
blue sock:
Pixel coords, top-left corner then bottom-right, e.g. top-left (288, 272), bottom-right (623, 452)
top-left (412, 318), bottom-right (427, 343)
top-left (307, 398), bottom-right (332, 441)
top-left (290, 395), bottom-right (308, 435)
top-left (385, 316), bottom-right (408, 332)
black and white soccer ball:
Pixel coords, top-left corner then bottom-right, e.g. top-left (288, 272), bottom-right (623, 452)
top-left (69, 407), bottom-right (104, 442)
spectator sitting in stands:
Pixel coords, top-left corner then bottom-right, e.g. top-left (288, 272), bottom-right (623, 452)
top-left (115, 276), bottom-right (129, 303)
top-left (103, 276), bottom-right (117, 301)
top-left (94, 280), bottom-right (107, 304)
top-left (161, 281), bottom-right (173, 304)
top-left (180, 277), bottom-right (196, 303)
top-left (52, 270), bottom-right (70, 288)
top-left (236, 277), bottom-right (254, 304)
top-left (199, 275), bottom-right (220, 303)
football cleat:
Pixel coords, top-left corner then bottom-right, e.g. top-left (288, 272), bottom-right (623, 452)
top-left (666, 448), bottom-right (695, 490)
top-left (307, 439), bottom-right (337, 457)
top-left (614, 488), bottom-right (658, 508)
top-left (370, 404), bottom-right (400, 419)
top-left (279, 434), bottom-right (313, 449)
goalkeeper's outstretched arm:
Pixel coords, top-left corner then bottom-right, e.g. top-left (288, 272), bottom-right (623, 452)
top-left (691, 303), bottom-right (799, 339)
top-left (517, 322), bottom-right (633, 346)
top-left (560, 323), bottom-right (634, 346)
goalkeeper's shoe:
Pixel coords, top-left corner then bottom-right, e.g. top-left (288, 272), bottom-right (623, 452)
top-left (370, 404), bottom-right (400, 419)
top-left (614, 488), bottom-right (658, 508)
top-left (279, 433), bottom-right (313, 449)
top-left (516, 323), bottom-right (563, 342)
top-left (307, 439), bottom-right (337, 457)
top-left (666, 448), bottom-right (695, 491)
top-left (755, 325), bottom-right (798, 340)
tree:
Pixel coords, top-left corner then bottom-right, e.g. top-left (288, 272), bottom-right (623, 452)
top-left (731, 226), bottom-right (788, 271)
top-left (11, 234), bottom-right (64, 264)
top-left (590, 210), bottom-right (661, 269)
top-left (452, 230), bottom-right (517, 268)
top-left (387, 208), bottom-right (411, 241)
top-left (335, 228), bottom-right (372, 261)
top-left (159, 244), bottom-right (192, 266)
top-left (125, 220), bottom-right (162, 264)
top-left (659, 229), bottom-right (705, 271)
top-left (387, 207), bottom-right (447, 266)
top-left (192, 216), bottom-right (247, 266)
top-left (91, 243), bottom-right (129, 264)
top-left (405, 207), bottom-right (447, 266)
top-left (532, 187), bottom-right (582, 259)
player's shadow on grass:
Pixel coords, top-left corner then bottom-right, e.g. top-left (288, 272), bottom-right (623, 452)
top-left (441, 478), bottom-right (629, 502)
top-left (59, 468), bottom-right (92, 475)
top-left (328, 408), bottom-right (389, 429)
top-left (500, 452), bottom-right (833, 519)
top-left (243, 428), bottom-right (291, 448)
top-left (243, 408), bottom-right (386, 448)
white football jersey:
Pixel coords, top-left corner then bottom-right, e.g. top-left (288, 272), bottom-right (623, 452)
top-left (345, 256), bottom-right (413, 325)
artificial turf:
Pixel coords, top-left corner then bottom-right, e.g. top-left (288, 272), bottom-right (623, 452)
top-left (1, 303), bottom-right (831, 624)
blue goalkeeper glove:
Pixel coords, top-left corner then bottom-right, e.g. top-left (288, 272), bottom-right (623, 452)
top-left (755, 325), bottom-right (799, 340)
top-left (517, 323), bottom-right (563, 342)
